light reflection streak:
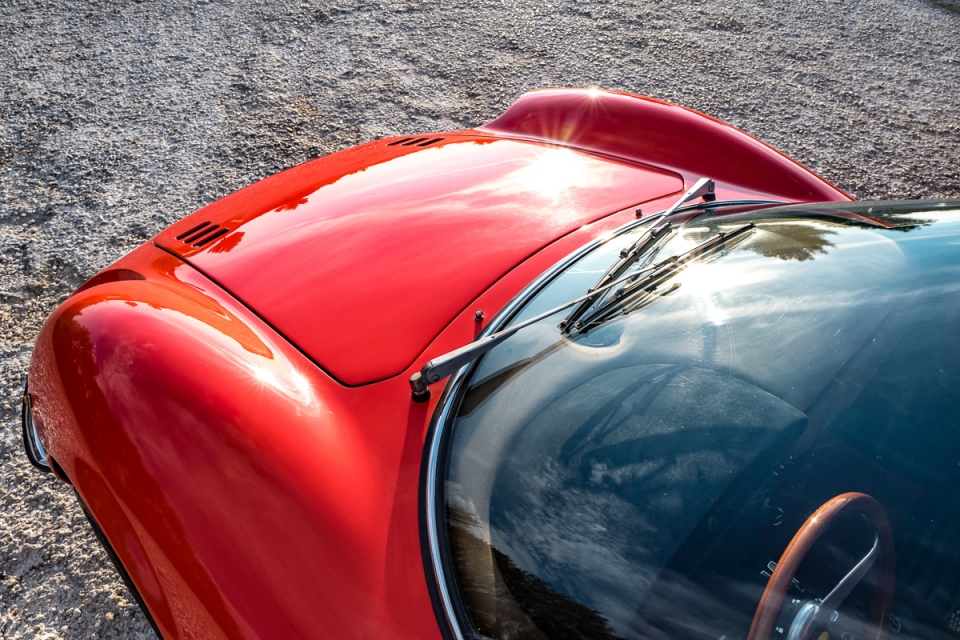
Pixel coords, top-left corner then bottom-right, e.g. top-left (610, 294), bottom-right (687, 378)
top-left (250, 363), bottom-right (316, 408)
top-left (222, 139), bottom-right (645, 261)
top-left (677, 260), bottom-right (778, 328)
top-left (511, 148), bottom-right (601, 203)
top-left (138, 304), bottom-right (323, 412)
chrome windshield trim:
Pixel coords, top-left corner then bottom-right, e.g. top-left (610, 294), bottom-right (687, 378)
top-left (671, 198), bottom-right (784, 214)
top-left (22, 382), bottom-right (50, 472)
top-left (423, 210), bottom-right (680, 639)
top-left (424, 388), bottom-right (465, 640)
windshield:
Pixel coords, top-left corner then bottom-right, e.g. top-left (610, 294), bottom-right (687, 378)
top-left (436, 201), bottom-right (960, 640)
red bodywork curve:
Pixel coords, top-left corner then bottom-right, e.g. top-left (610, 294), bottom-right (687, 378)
top-left (28, 89), bottom-right (852, 639)
top-left (479, 88), bottom-right (850, 202)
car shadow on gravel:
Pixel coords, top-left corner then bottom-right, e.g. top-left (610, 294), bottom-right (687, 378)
top-left (932, 0), bottom-right (960, 12)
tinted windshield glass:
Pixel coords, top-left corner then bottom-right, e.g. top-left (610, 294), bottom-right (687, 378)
top-left (439, 202), bottom-right (960, 640)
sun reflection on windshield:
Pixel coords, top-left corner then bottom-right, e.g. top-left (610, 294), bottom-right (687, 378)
top-left (677, 259), bottom-right (776, 327)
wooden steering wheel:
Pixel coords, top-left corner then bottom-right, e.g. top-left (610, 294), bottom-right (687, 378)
top-left (748, 492), bottom-right (896, 640)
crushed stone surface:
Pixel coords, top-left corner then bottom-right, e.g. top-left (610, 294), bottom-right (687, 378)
top-left (1, 0), bottom-right (958, 637)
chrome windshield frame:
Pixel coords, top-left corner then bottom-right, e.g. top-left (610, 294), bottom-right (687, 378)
top-left (417, 197), bottom-right (960, 640)
top-left (421, 204), bottom-right (729, 639)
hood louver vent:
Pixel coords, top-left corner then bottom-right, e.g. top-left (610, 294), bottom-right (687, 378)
top-left (176, 222), bottom-right (231, 248)
top-left (387, 137), bottom-right (445, 147)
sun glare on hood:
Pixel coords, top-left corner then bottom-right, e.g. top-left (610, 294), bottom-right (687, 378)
top-left (504, 148), bottom-right (614, 204)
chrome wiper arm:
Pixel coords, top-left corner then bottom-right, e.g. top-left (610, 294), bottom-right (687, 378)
top-left (661, 177), bottom-right (716, 217)
top-left (559, 218), bottom-right (673, 332)
top-left (569, 222), bottom-right (756, 335)
top-left (411, 223), bottom-right (755, 400)
top-left (409, 182), bottom-right (746, 402)
top-left (409, 262), bottom-right (659, 402)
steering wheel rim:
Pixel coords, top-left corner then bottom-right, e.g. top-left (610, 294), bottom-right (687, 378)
top-left (748, 492), bottom-right (896, 640)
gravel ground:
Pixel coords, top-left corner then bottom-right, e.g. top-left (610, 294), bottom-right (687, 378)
top-left (1, 0), bottom-right (958, 637)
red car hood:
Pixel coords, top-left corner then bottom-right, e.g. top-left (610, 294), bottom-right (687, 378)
top-left (155, 136), bottom-right (682, 385)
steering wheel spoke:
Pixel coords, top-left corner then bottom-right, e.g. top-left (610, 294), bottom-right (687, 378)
top-left (820, 533), bottom-right (881, 613)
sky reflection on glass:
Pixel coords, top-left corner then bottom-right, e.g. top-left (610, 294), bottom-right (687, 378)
top-left (444, 206), bottom-right (960, 640)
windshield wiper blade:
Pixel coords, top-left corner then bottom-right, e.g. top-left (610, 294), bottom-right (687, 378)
top-left (408, 183), bottom-right (751, 402)
top-left (567, 222), bottom-right (756, 335)
top-left (557, 178), bottom-right (715, 332)
top-left (559, 218), bottom-right (673, 332)
top-left (410, 223), bottom-right (756, 401)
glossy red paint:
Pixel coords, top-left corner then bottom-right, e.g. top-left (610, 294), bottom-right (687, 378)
top-left (480, 88), bottom-right (851, 202)
top-left (156, 136), bottom-right (683, 385)
top-left (31, 243), bottom-right (437, 639)
top-left (27, 89), bottom-right (852, 639)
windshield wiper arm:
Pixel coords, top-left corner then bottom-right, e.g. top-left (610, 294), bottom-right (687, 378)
top-left (411, 222), bottom-right (756, 401)
top-left (567, 222), bottom-right (756, 335)
top-left (409, 181), bottom-right (745, 402)
top-left (558, 178), bottom-right (715, 332)
top-left (409, 262), bottom-right (660, 402)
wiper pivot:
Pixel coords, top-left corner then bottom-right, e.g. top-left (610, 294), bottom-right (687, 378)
top-left (409, 261), bottom-right (660, 402)
top-left (661, 177), bottom-right (716, 218)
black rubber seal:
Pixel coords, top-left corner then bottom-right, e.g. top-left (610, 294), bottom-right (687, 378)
top-left (418, 368), bottom-right (484, 640)
top-left (47, 455), bottom-right (72, 485)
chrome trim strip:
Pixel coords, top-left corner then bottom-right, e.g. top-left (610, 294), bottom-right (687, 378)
top-left (424, 212), bottom-right (675, 639)
top-left (424, 397), bottom-right (463, 640)
top-left (671, 198), bottom-right (785, 214)
top-left (22, 382), bottom-right (50, 472)
top-left (28, 412), bottom-right (48, 464)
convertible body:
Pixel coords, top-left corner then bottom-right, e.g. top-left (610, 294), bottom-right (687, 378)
top-left (25, 89), bottom-right (959, 640)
